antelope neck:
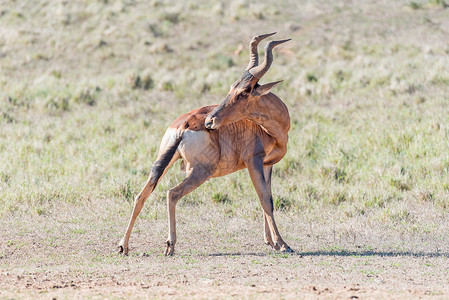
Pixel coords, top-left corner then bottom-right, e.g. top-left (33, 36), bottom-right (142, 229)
top-left (245, 94), bottom-right (290, 148)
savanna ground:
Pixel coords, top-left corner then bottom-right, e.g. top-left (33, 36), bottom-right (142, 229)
top-left (1, 0), bottom-right (449, 298)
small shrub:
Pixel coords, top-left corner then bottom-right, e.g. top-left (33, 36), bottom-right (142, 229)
top-left (201, 83), bottom-right (211, 94)
top-left (428, 0), bottom-right (448, 7)
top-left (1, 112), bottom-right (14, 123)
top-left (149, 43), bottom-right (172, 54)
top-left (436, 197), bottom-right (449, 209)
top-left (408, 1), bottom-right (422, 9)
top-left (159, 12), bottom-right (180, 24)
top-left (0, 172), bottom-right (10, 184)
top-left (46, 96), bottom-right (70, 111)
top-left (334, 70), bottom-right (351, 84)
top-left (430, 75), bottom-right (449, 86)
top-left (304, 185), bottom-right (319, 201)
top-left (212, 192), bottom-right (231, 204)
top-left (251, 11), bottom-right (264, 20)
top-left (273, 196), bottom-right (293, 211)
top-left (98, 39), bottom-right (107, 47)
top-left (141, 73), bottom-right (154, 90)
top-left (72, 88), bottom-right (97, 106)
top-left (334, 167), bottom-right (347, 183)
top-left (128, 72), bottom-right (154, 90)
top-left (161, 81), bottom-right (174, 92)
top-left (147, 23), bottom-right (163, 37)
top-left (320, 165), bottom-right (348, 183)
top-left (389, 210), bottom-right (412, 223)
top-left (120, 180), bottom-right (134, 203)
top-left (304, 137), bottom-right (320, 161)
top-left (328, 190), bottom-right (348, 205)
top-left (129, 73), bottom-right (141, 89)
top-left (364, 194), bottom-right (395, 209)
top-left (417, 190), bottom-right (433, 202)
top-left (129, 72), bottom-right (154, 90)
top-left (389, 178), bottom-right (411, 191)
top-left (306, 73), bottom-right (318, 82)
top-left (51, 70), bottom-right (62, 79)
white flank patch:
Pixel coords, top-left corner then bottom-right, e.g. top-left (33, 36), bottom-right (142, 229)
top-left (179, 130), bottom-right (211, 161)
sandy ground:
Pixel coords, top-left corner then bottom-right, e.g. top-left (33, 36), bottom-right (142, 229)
top-left (1, 255), bottom-right (449, 299)
top-left (1, 204), bottom-right (449, 299)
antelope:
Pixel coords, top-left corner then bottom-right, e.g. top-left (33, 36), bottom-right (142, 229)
top-left (118, 32), bottom-right (293, 256)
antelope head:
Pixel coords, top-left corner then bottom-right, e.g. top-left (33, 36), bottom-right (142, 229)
top-left (205, 33), bottom-right (290, 130)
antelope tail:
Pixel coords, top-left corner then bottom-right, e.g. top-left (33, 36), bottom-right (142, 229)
top-left (148, 136), bottom-right (182, 188)
top-left (138, 135), bottom-right (182, 200)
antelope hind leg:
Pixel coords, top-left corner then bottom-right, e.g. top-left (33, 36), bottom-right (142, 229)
top-left (263, 166), bottom-right (275, 247)
top-left (264, 214), bottom-right (275, 247)
top-left (248, 160), bottom-right (293, 253)
top-left (118, 177), bottom-right (157, 256)
top-left (164, 165), bottom-right (212, 256)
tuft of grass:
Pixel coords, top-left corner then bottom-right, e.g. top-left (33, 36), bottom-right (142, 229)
top-left (278, 157), bottom-right (301, 177)
top-left (273, 196), bottom-right (293, 211)
top-left (428, 0), bottom-right (448, 7)
top-left (72, 88), bottom-right (99, 106)
top-left (120, 180), bottom-right (134, 203)
top-left (304, 185), bottom-right (320, 202)
top-left (417, 190), bottom-right (434, 202)
top-left (159, 12), bottom-right (181, 25)
top-left (389, 178), bottom-right (411, 191)
top-left (161, 81), bottom-right (174, 92)
top-left (306, 73), bottom-right (318, 82)
top-left (328, 190), bottom-right (348, 206)
top-left (388, 209), bottom-right (412, 223)
top-left (46, 96), bottom-right (70, 112)
top-left (128, 72), bottom-right (154, 90)
top-left (408, 1), bottom-right (423, 9)
top-left (320, 165), bottom-right (348, 184)
top-left (212, 192), bottom-right (231, 204)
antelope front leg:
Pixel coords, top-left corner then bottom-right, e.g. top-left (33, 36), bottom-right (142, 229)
top-left (248, 160), bottom-right (293, 252)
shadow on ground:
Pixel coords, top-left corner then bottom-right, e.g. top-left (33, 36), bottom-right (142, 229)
top-left (208, 250), bottom-right (449, 258)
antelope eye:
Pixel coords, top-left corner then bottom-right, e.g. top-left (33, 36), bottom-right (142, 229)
top-left (240, 92), bottom-right (248, 97)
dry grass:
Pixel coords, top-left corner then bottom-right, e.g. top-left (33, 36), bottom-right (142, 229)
top-left (1, 0), bottom-right (449, 298)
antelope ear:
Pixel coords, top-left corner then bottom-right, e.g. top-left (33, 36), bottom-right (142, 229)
top-left (253, 80), bottom-right (283, 96)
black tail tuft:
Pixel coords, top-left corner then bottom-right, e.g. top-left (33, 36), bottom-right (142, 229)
top-left (148, 136), bottom-right (182, 187)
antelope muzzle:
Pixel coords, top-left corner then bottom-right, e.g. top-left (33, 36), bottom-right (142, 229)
top-left (204, 116), bottom-right (218, 130)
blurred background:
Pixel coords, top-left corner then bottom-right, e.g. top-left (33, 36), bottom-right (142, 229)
top-left (1, 0), bottom-right (449, 253)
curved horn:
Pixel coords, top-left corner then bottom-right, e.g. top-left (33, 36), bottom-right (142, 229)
top-left (245, 32), bottom-right (276, 71)
top-left (249, 38), bottom-right (291, 79)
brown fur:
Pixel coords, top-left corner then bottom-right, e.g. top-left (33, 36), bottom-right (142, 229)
top-left (170, 105), bottom-right (217, 131)
top-left (118, 34), bottom-right (293, 256)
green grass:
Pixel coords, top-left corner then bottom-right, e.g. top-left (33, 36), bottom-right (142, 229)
top-left (0, 0), bottom-right (448, 257)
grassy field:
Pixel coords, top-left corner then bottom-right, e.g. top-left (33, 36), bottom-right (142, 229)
top-left (1, 0), bottom-right (449, 298)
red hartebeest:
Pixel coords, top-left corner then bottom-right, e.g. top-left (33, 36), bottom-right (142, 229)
top-left (118, 33), bottom-right (292, 256)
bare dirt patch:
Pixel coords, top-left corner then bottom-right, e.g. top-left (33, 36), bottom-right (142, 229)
top-left (1, 202), bottom-right (448, 298)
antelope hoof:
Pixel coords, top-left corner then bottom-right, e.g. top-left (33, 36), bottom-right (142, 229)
top-left (164, 241), bottom-right (175, 256)
top-left (264, 239), bottom-right (275, 249)
top-left (118, 239), bottom-right (129, 256)
top-left (280, 244), bottom-right (294, 253)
